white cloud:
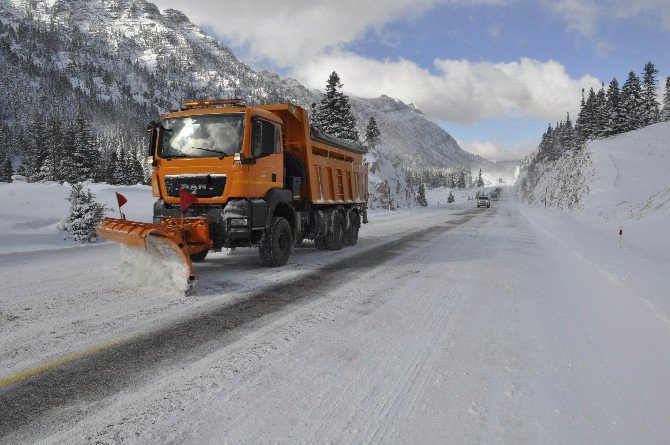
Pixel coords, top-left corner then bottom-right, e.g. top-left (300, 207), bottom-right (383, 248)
top-left (547, 0), bottom-right (600, 37)
top-left (151, 0), bottom-right (505, 67)
top-left (294, 52), bottom-right (601, 124)
top-left (149, 0), bottom-right (628, 126)
top-left (612, 0), bottom-right (670, 28)
top-left (456, 138), bottom-right (529, 161)
top-left (548, 0), bottom-right (670, 41)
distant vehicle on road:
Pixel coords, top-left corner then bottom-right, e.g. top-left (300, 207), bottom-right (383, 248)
top-left (477, 196), bottom-right (491, 208)
top-left (490, 191), bottom-right (498, 200)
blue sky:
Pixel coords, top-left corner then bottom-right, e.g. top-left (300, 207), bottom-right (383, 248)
top-left (153, 0), bottom-right (670, 160)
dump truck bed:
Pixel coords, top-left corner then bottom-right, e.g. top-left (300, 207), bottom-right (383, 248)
top-left (254, 104), bottom-right (368, 205)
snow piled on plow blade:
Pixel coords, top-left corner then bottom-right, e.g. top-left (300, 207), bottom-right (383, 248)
top-left (118, 236), bottom-right (192, 294)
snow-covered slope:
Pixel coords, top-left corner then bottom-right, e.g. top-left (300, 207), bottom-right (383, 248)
top-left (584, 123), bottom-right (670, 220)
top-left (350, 95), bottom-right (477, 167)
top-left (515, 122), bottom-right (670, 255)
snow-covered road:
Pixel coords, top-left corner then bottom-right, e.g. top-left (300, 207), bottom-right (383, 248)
top-left (1, 195), bottom-right (669, 444)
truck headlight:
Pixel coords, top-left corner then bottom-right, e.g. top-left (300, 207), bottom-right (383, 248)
top-left (229, 218), bottom-right (248, 226)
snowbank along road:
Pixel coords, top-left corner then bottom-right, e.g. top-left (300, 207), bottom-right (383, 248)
top-left (1, 194), bottom-right (670, 444)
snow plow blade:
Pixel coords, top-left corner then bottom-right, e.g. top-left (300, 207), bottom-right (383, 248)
top-left (97, 217), bottom-right (211, 290)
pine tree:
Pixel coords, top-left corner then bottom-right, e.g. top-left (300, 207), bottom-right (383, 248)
top-left (575, 89), bottom-right (587, 146)
top-left (127, 150), bottom-right (144, 184)
top-left (114, 147), bottom-right (128, 184)
top-left (660, 76), bottom-right (670, 122)
top-left (60, 121), bottom-right (78, 183)
top-left (39, 117), bottom-right (64, 182)
top-left (559, 113), bottom-right (577, 152)
top-left (605, 78), bottom-right (625, 135)
top-left (25, 113), bottom-right (49, 182)
top-left (58, 183), bottom-right (107, 243)
top-left (105, 150), bottom-right (118, 184)
top-left (114, 147), bottom-right (139, 185)
top-left (577, 88), bottom-right (598, 143)
top-left (313, 71), bottom-right (360, 143)
top-left (376, 180), bottom-right (392, 210)
top-left (621, 71), bottom-right (644, 132)
top-left (476, 168), bottom-right (485, 187)
top-left (0, 124), bottom-right (7, 157)
top-left (365, 117), bottom-right (381, 149)
top-left (464, 170), bottom-right (473, 188)
top-left (0, 157), bottom-right (13, 183)
top-left (71, 111), bottom-right (97, 182)
top-left (417, 183), bottom-right (428, 207)
top-left (537, 124), bottom-right (553, 160)
top-left (457, 170), bottom-right (466, 189)
top-left (641, 62), bottom-right (660, 126)
top-left (549, 121), bottom-right (562, 159)
top-left (594, 84), bottom-right (608, 138)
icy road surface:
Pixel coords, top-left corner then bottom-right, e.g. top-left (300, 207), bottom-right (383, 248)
top-left (1, 196), bottom-right (670, 444)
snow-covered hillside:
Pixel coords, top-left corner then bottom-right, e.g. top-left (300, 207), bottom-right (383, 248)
top-left (515, 121), bottom-right (670, 255)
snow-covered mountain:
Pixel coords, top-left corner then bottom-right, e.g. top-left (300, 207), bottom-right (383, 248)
top-left (0, 0), bottom-right (480, 172)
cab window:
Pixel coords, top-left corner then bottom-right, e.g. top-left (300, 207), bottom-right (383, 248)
top-left (252, 119), bottom-right (280, 157)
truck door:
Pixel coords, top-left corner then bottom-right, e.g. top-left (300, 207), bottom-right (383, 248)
top-left (251, 118), bottom-right (283, 195)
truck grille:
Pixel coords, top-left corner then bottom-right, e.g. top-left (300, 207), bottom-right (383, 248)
top-left (164, 174), bottom-right (227, 198)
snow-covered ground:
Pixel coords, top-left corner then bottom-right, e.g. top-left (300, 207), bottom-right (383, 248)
top-left (0, 179), bottom-right (153, 254)
top-left (1, 189), bottom-right (670, 443)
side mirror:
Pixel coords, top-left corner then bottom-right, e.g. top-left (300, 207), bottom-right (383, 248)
top-left (146, 121), bottom-right (159, 157)
top-left (234, 152), bottom-right (256, 165)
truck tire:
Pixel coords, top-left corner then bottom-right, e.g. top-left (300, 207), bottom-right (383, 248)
top-left (345, 212), bottom-right (360, 246)
top-left (190, 250), bottom-right (208, 263)
top-left (325, 212), bottom-right (345, 251)
top-left (259, 217), bottom-right (293, 267)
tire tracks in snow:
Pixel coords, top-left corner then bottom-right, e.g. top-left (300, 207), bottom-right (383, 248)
top-left (0, 209), bottom-right (479, 441)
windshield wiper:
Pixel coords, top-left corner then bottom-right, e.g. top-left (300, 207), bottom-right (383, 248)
top-left (191, 147), bottom-right (229, 157)
top-left (163, 154), bottom-right (189, 159)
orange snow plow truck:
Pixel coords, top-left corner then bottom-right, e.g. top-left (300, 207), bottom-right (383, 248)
top-left (97, 100), bottom-right (369, 286)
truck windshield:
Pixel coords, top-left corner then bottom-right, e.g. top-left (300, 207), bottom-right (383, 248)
top-left (160, 114), bottom-right (245, 158)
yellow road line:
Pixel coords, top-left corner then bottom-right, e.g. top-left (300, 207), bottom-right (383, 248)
top-left (0, 335), bottom-right (136, 388)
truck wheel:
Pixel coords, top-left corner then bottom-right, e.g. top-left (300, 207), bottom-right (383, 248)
top-left (190, 250), bottom-right (208, 263)
top-left (259, 217), bottom-right (293, 267)
top-left (345, 213), bottom-right (360, 246)
top-left (325, 212), bottom-right (345, 251)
